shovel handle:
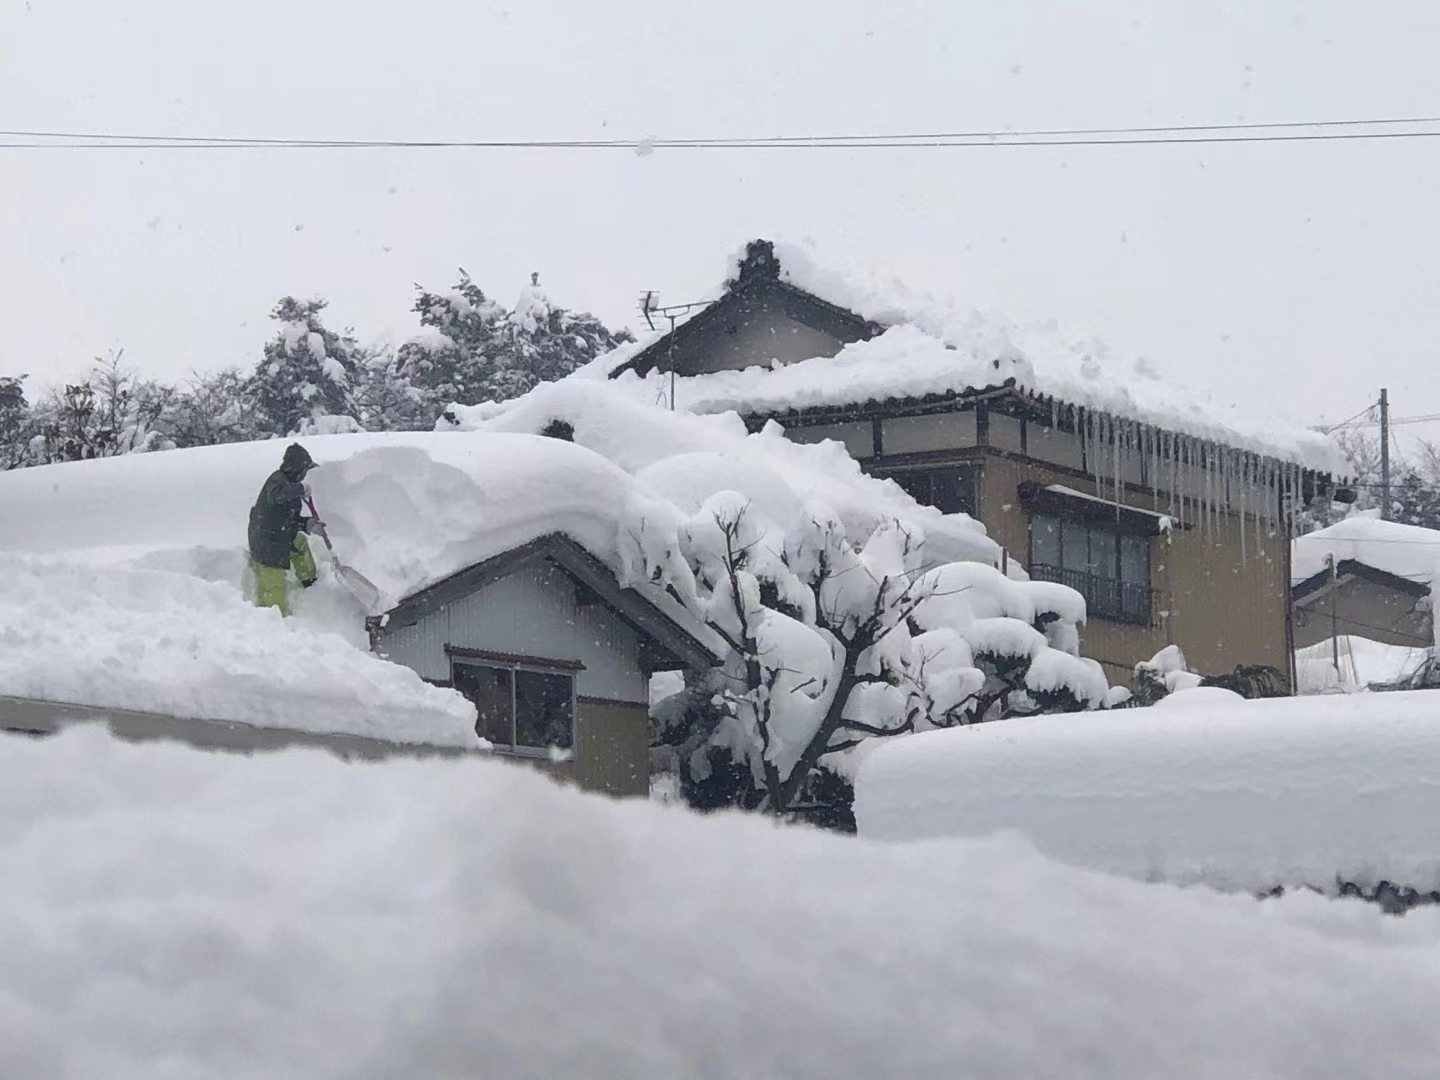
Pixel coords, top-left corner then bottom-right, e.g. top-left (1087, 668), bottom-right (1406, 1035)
top-left (304, 495), bottom-right (336, 553)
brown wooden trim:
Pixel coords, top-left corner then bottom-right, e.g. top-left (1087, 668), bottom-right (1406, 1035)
top-left (445, 646), bottom-right (586, 671)
top-left (577, 695), bottom-right (648, 709)
top-left (423, 678), bottom-right (453, 689)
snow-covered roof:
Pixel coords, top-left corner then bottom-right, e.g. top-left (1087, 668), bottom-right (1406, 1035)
top-left (0, 430), bottom-right (739, 740)
top-left (0, 431), bottom-right (649, 607)
top-left (440, 378), bottom-right (1001, 570)
top-left (597, 241), bottom-right (1348, 475)
top-left (1292, 514), bottom-right (1440, 586)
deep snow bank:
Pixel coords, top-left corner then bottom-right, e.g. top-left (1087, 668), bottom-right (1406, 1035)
top-left (4, 726), bottom-right (1440, 1079)
top-left (854, 691), bottom-right (1440, 895)
top-left (0, 557), bottom-right (477, 747)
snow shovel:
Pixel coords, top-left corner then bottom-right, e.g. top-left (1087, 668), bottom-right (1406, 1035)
top-left (305, 495), bottom-right (382, 613)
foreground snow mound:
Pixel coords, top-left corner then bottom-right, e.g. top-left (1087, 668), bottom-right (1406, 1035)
top-left (3, 727), bottom-right (1439, 1079)
top-left (0, 557), bottom-right (476, 747)
top-left (855, 692), bottom-right (1440, 895)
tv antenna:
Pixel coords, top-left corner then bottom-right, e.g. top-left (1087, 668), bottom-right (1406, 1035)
top-left (636, 292), bottom-right (711, 409)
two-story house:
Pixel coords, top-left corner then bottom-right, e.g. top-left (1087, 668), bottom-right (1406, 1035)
top-left (608, 240), bottom-right (1351, 688)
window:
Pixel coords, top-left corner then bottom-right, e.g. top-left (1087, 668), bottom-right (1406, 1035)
top-left (452, 661), bottom-right (575, 753)
top-left (1030, 514), bottom-right (1152, 625)
top-left (890, 465), bottom-right (977, 516)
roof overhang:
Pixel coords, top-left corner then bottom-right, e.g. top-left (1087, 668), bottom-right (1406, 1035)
top-left (372, 533), bottom-right (722, 671)
top-left (1291, 558), bottom-right (1431, 606)
top-left (1017, 481), bottom-right (1186, 536)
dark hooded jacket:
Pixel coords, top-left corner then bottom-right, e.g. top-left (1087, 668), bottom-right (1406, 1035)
top-left (248, 443), bottom-right (316, 568)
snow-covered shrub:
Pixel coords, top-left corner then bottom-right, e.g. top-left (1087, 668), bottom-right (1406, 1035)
top-left (1130, 644), bottom-right (1288, 706)
top-left (626, 489), bottom-right (1107, 822)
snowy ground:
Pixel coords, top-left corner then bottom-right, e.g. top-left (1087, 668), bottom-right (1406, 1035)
top-left (855, 689), bottom-right (1440, 897)
top-left (1296, 635), bottom-right (1432, 693)
top-left (4, 725), bottom-right (1439, 1080)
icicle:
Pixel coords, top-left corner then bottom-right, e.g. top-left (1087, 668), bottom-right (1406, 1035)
top-left (1238, 453), bottom-right (1247, 567)
top-left (1113, 416), bottom-right (1121, 506)
top-left (1267, 460), bottom-right (1277, 539)
top-left (1252, 456), bottom-right (1263, 552)
top-left (1167, 432), bottom-right (1177, 523)
top-left (1148, 425), bottom-right (1158, 501)
top-left (1206, 443), bottom-right (1216, 537)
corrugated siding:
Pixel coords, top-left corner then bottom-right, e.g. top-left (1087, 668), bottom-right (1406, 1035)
top-left (375, 562), bottom-right (647, 702)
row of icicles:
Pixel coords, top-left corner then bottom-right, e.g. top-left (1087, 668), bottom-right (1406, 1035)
top-left (1063, 404), bottom-right (1311, 565)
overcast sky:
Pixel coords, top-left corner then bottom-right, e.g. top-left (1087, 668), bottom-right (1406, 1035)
top-left (3, 0), bottom-right (1439, 441)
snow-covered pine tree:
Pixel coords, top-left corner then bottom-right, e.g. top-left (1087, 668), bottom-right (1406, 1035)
top-left (399, 270), bottom-right (633, 407)
top-left (0, 374), bottom-right (34, 469)
top-left (352, 347), bottom-right (435, 431)
top-left (249, 298), bottom-right (363, 437)
top-left (395, 271), bottom-right (507, 410)
top-left (485, 273), bottom-right (634, 401)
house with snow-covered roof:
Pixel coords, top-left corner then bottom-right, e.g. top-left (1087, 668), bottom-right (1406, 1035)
top-left (0, 432), bottom-right (723, 795)
top-left (1292, 516), bottom-right (1440, 652)
top-left (608, 240), bottom-right (1354, 688)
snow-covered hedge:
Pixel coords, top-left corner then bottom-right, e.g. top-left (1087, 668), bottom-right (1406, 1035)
top-left (854, 690), bottom-right (1440, 897)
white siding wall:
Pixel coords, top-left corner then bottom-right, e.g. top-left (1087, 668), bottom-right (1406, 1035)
top-left (376, 563), bottom-right (648, 703)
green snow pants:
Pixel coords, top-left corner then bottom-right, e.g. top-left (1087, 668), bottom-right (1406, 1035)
top-left (252, 533), bottom-right (317, 617)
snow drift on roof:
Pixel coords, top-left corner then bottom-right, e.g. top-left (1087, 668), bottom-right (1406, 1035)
top-left (0, 431), bottom-right (651, 606)
top-left (439, 379), bottom-right (1002, 569)
top-left (1292, 514), bottom-right (1440, 585)
top-left (605, 240), bottom-right (1348, 474)
top-left (7, 725), bottom-right (1440, 1077)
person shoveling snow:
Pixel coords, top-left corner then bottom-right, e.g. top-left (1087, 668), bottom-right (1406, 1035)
top-left (247, 443), bottom-right (324, 616)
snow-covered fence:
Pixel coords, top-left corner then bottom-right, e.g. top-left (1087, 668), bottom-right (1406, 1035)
top-left (854, 690), bottom-right (1440, 903)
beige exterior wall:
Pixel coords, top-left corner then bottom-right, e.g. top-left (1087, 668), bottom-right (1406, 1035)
top-left (465, 701), bottom-right (651, 798)
top-left (574, 700), bottom-right (651, 796)
top-left (976, 454), bottom-right (1291, 688)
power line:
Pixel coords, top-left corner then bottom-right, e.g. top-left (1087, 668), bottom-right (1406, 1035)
top-left (1319, 403), bottom-right (1378, 434)
top-left (9, 115), bottom-right (1440, 151)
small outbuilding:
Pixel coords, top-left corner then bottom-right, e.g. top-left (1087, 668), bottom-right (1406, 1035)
top-left (1292, 517), bottom-right (1440, 651)
top-left (369, 532), bottom-right (720, 796)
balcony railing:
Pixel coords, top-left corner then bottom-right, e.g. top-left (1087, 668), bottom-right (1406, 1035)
top-left (1029, 564), bottom-right (1157, 627)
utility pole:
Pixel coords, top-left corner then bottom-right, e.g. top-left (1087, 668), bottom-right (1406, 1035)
top-left (1327, 552), bottom-right (1340, 678)
top-left (1380, 387), bottom-right (1391, 520)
